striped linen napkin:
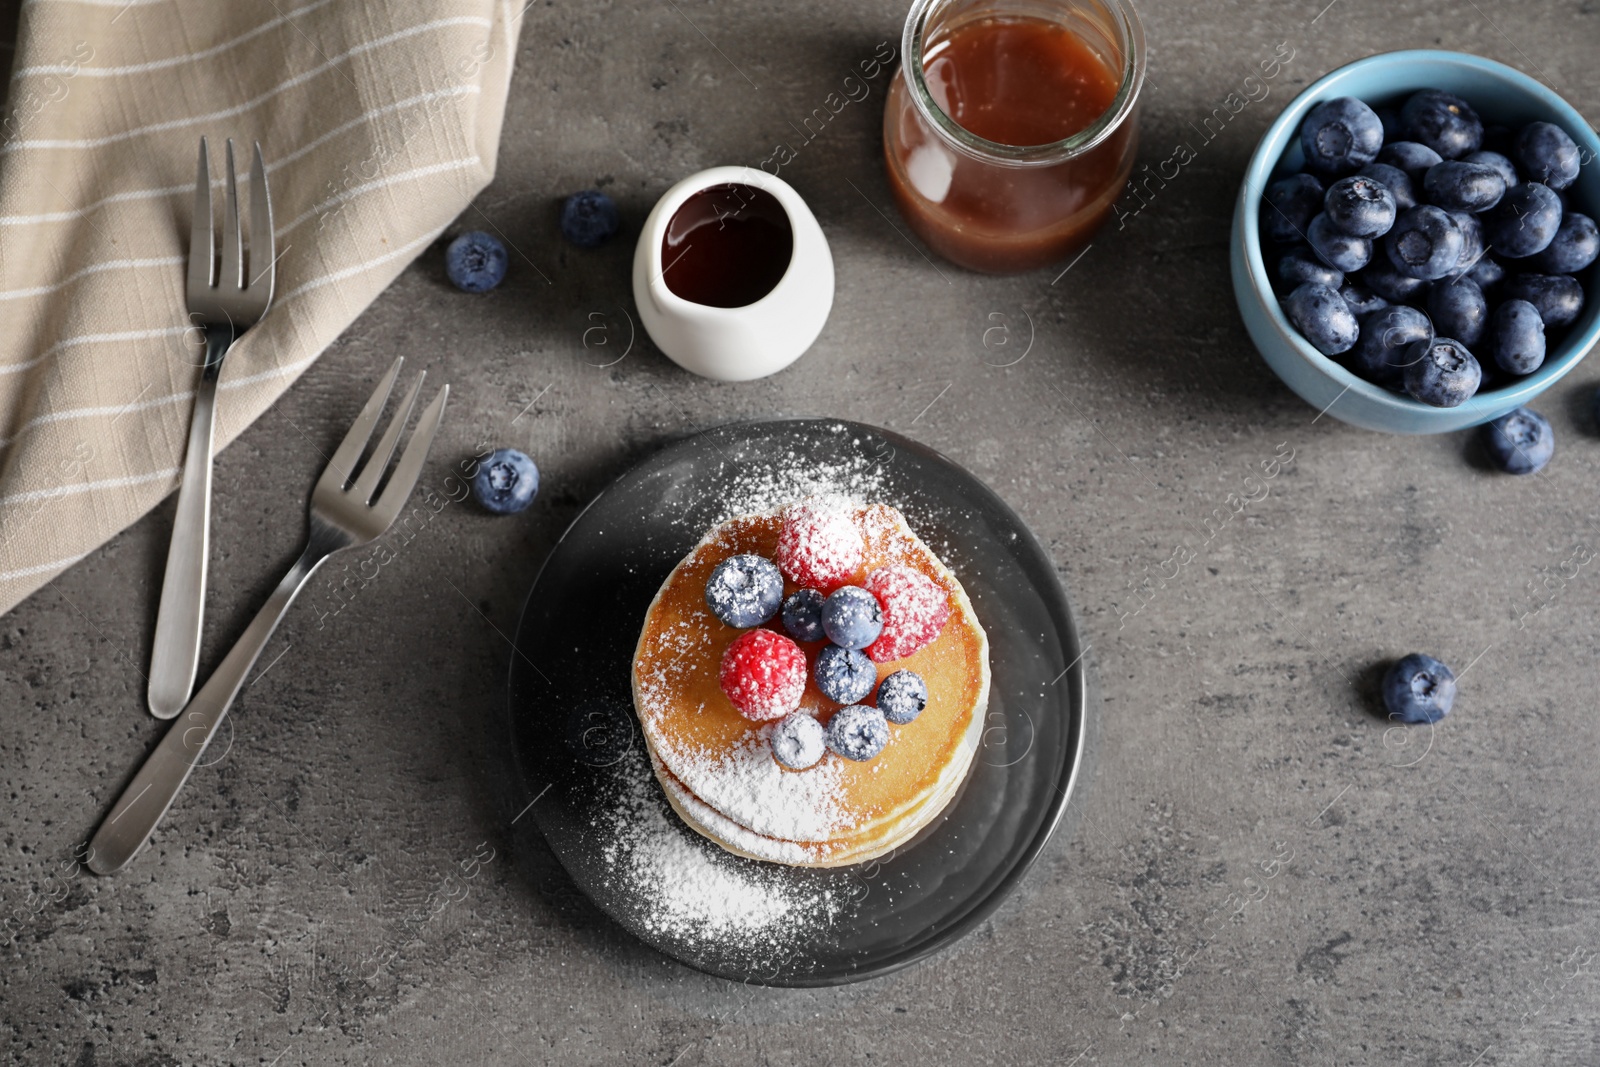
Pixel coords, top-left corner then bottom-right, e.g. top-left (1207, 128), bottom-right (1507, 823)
top-left (0, 0), bottom-right (524, 614)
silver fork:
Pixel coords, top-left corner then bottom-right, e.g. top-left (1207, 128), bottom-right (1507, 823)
top-left (148, 137), bottom-right (276, 719)
top-left (89, 359), bottom-right (447, 875)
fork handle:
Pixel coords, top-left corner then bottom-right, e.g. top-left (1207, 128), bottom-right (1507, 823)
top-left (147, 330), bottom-right (233, 719)
top-left (90, 541), bottom-right (330, 875)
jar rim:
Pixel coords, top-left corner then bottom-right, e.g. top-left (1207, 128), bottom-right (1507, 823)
top-left (899, 0), bottom-right (1147, 166)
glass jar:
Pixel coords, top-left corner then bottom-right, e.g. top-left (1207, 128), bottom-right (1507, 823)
top-left (883, 0), bottom-right (1146, 274)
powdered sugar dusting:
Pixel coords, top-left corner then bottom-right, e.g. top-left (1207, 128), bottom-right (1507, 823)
top-left (674, 728), bottom-right (849, 841)
top-left (702, 440), bottom-right (889, 525)
top-left (596, 747), bottom-right (842, 947)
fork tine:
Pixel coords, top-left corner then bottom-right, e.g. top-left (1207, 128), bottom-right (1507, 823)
top-left (372, 385), bottom-right (449, 527)
top-left (220, 138), bottom-right (243, 295)
top-left (187, 137), bottom-right (214, 295)
top-left (248, 141), bottom-right (275, 298)
top-left (316, 357), bottom-right (403, 495)
top-left (350, 371), bottom-right (424, 504)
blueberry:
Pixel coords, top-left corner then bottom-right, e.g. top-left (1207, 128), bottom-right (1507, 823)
top-left (1377, 141), bottom-right (1444, 181)
top-left (1360, 259), bottom-right (1428, 304)
top-left (444, 231), bottom-right (508, 293)
top-left (560, 190), bottom-right (620, 247)
top-left (1385, 206), bottom-right (1465, 281)
top-left (875, 669), bottom-right (929, 725)
top-left (1324, 175), bottom-right (1397, 238)
top-left (1351, 305), bottom-right (1433, 387)
top-left (1502, 273), bottom-right (1585, 327)
top-left (820, 586), bottom-right (884, 650)
top-left (1483, 407), bottom-right (1554, 475)
top-left (1357, 162), bottom-right (1417, 211)
top-left (1513, 121), bottom-right (1581, 190)
top-left (704, 554), bottom-right (783, 628)
top-left (1530, 212), bottom-right (1599, 274)
top-left (1425, 278), bottom-right (1489, 347)
top-left (471, 447), bottom-right (539, 514)
top-left (1276, 246), bottom-right (1344, 292)
top-left (1488, 299), bottom-right (1547, 375)
top-left (1261, 173), bottom-right (1325, 244)
top-left (1308, 213), bottom-right (1372, 272)
top-left (1382, 653), bottom-right (1457, 724)
top-left (824, 704), bottom-right (890, 761)
top-left (1449, 210), bottom-right (1486, 274)
top-left (1299, 97), bottom-right (1384, 175)
top-left (1465, 254), bottom-right (1506, 293)
top-left (781, 588), bottom-right (826, 642)
top-left (1483, 182), bottom-right (1563, 258)
top-left (1285, 283), bottom-right (1359, 356)
top-left (1401, 90), bottom-right (1483, 159)
top-left (814, 643), bottom-right (876, 704)
top-left (1422, 161), bottom-right (1505, 213)
top-left (1461, 150), bottom-right (1520, 190)
top-left (1403, 337), bottom-right (1481, 407)
top-left (1339, 280), bottom-right (1388, 318)
top-left (769, 711), bottom-right (826, 770)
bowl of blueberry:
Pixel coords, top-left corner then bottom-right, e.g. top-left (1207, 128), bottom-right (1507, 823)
top-left (1232, 50), bottom-right (1600, 433)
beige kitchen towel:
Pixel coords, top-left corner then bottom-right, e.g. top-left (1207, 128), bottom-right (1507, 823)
top-left (0, 0), bottom-right (524, 614)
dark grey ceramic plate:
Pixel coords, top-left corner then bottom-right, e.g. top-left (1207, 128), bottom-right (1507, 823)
top-left (506, 419), bottom-right (1088, 986)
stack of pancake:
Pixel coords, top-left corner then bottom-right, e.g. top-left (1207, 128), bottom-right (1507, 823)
top-left (630, 502), bottom-right (990, 867)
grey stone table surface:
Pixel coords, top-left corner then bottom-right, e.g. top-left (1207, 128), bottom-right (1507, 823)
top-left (4, 1), bottom-right (1600, 1064)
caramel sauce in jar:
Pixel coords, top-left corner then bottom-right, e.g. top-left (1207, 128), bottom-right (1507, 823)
top-left (883, 0), bottom-right (1145, 274)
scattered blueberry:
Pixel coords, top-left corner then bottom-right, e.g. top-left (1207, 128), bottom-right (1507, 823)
top-left (1360, 259), bottom-right (1428, 304)
top-left (1502, 273), bottom-right (1586, 327)
top-left (781, 588), bottom-right (826, 642)
top-left (1300, 96), bottom-right (1384, 175)
top-left (1285, 283), bottom-right (1359, 356)
top-left (1277, 246), bottom-right (1344, 291)
top-left (1483, 407), bottom-right (1554, 475)
top-left (1530, 212), bottom-right (1599, 274)
top-left (1483, 182), bottom-right (1563, 258)
top-left (471, 447), bottom-right (539, 514)
top-left (1339, 280), bottom-right (1388, 318)
top-left (1422, 161), bottom-right (1505, 213)
top-left (1464, 254), bottom-right (1506, 293)
top-left (1324, 175), bottom-right (1398, 238)
top-left (824, 704), bottom-right (890, 761)
top-left (1351, 304), bottom-right (1432, 386)
top-left (559, 190), bottom-right (620, 248)
top-left (1461, 150), bottom-right (1519, 190)
top-left (1513, 121), bottom-right (1581, 190)
top-left (1308, 213), bottom-right (1372, 272)
top-left (1385, 206), bottom-right (1465, 280)
top-left (820, 586), bottom-right (884, 651)
top-left (1403, 337), bottom-right (1482, 407)
top-left (1358, 162), bottom-right (1417, 211)
top-left (1488, 299), bottom-right (1547, 375)
top-left (875, 669), bottom-right (928, 725)
top-left (704, 554), bottom-right (783, 628)
top-left (1426, 277), bottom-right (1489, 347)
top-left (1401, 89), bottom-right (1483, 159)
top-left (814, 644), bottom-right (877, 705)
top-left (1261, 173), bottom-right (1325, 244)
top-left (444, 231), bottom-right (508, 293)
top-left (769, 711), bottom-right (826, 770)
top-left (1377, 140), bottom-right (1444, 181)
top-left (1382, 653), bottom-right (1457, 724)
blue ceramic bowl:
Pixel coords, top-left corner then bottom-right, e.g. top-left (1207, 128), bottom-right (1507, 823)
top-left (1232, 50), bottom-right (1600, 433)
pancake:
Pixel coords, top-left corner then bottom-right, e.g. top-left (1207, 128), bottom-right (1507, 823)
top-left (630, 502), bottom-right (990, 867)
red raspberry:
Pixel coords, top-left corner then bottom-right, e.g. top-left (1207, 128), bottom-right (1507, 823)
top-left (862, 565), bottom-right (951, 663)
top-left (718, 629), bottom-right (807, 721)
top-left (776, 499), bottom-right (863, 593)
